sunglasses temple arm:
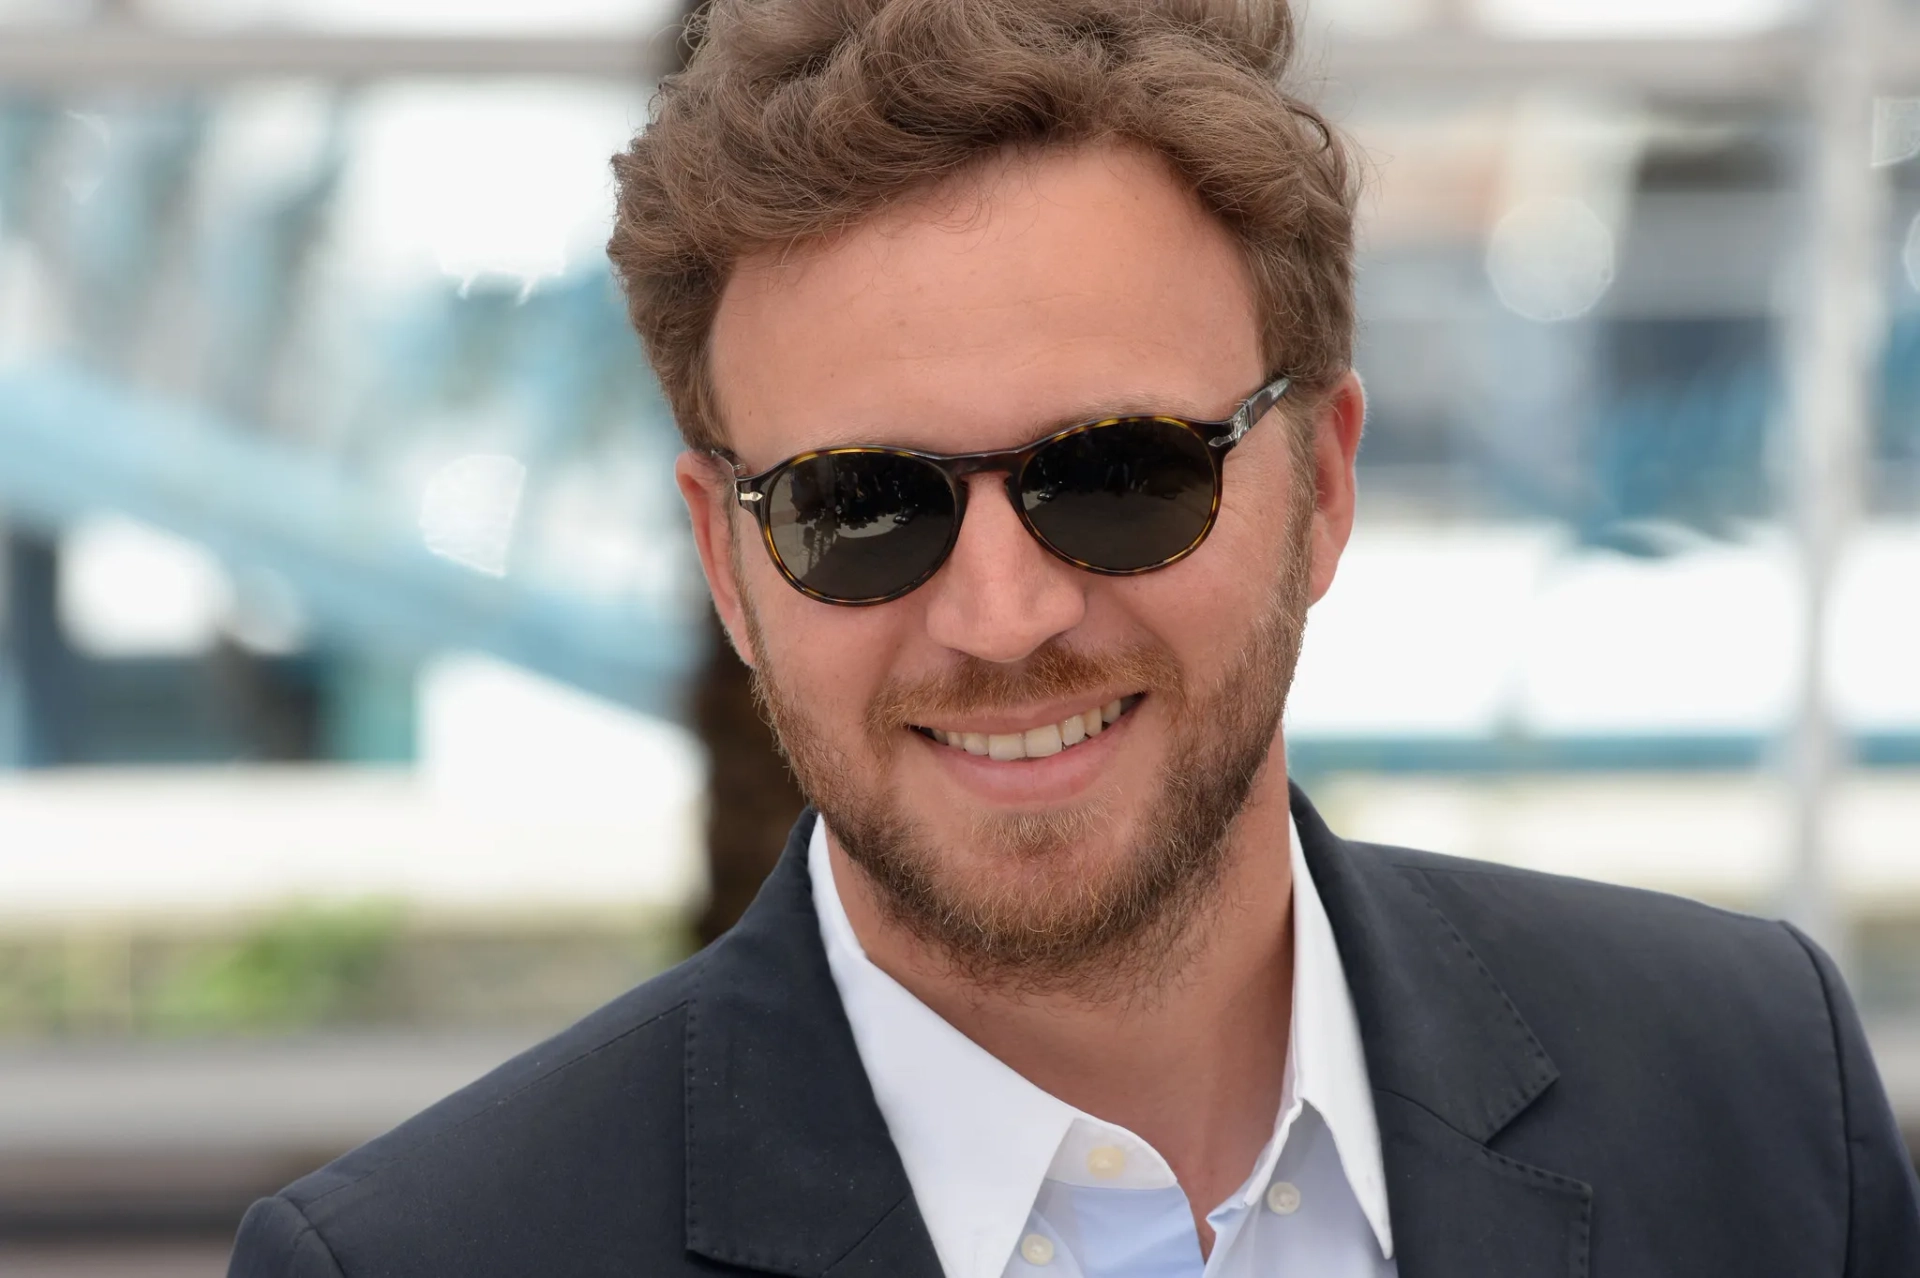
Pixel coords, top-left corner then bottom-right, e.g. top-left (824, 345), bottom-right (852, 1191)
top-left (1210, 375), bottom-right (1293, 450)
top-left (706, 447), bottom-right (766, 509)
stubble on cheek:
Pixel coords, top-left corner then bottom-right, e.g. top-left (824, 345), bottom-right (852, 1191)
top-left (728, 532), bottom-right (877, 813)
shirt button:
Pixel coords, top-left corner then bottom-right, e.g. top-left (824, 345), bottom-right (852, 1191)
top-left (1086, 1145), bottom-right (1126, 1179)
top-left (1265, 1181), bottom-right (1302, 1215)
top-left (1020, 1233), bottom-right (1056, 1266)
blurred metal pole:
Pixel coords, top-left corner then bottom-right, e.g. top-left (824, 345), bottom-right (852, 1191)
top-left (0, 522), bottom-right (20, 769)
top-left (11, 26), bottom-right (1920, 95)
top-left (1780, 0), bottom-right (1888, 964)
top-left (0, 29), bottom-right (669, 85)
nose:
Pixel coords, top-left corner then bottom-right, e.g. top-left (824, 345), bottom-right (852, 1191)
top-left (919, 472), bottom-right (1086, 663)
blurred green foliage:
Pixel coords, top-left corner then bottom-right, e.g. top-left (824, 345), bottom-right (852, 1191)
top-left (145, 903), bottom-right (405, 1032)
top-left (0, 903), bottom-right (692, 1038)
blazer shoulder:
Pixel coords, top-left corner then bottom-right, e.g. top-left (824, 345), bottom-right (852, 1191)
top-left (1361, 838), bottom-right (1833, 1085)
top-left (242, 945), bottom-right (717, 1275)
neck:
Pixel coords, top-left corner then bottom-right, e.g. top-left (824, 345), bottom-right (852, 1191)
top-left (828, 749), bottom-right (1297, 1237)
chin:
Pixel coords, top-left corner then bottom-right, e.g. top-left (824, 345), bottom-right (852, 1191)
top-left (961, 796), bottom-right (1128, 869)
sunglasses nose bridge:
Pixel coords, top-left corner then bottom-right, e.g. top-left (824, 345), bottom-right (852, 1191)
top-left (950, 462), bottom-right (1028, 509)
top-left (920, 470), bottom-right (1089, 663)
top-left (946, 466), bottom-right (1052, 560)
top-left (931, 454), bottom-right (1020, 525)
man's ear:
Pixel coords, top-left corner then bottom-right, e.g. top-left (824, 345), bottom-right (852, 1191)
top-left (675, 450), bottom-right (759, 668)
top-left (1305, 370), bottom-right (1365, 606)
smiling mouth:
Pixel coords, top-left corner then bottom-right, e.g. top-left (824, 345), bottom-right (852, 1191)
top-left (911, 694), bottom-right (1143, 761)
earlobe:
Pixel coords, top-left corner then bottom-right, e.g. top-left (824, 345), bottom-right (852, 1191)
top-left (674, 450), bottom-right (760, 668)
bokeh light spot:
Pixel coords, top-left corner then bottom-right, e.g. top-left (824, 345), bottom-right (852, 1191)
top-left (419, 454), bottom-right (527, 577)
top-left (1486, 196), bottom-right (1616, 323)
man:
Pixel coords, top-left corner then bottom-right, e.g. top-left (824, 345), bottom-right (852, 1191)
top-left (229, 1), bottom-right (1920, 1275)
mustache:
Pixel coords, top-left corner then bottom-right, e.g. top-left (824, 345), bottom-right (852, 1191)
top-left (864, 639), bottom-right (1184, 739)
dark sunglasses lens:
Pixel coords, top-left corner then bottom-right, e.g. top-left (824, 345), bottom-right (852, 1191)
top-left (766, 452), bottom-right (957, 601)
top-left (1020, 419), bottom-right (1218, 571)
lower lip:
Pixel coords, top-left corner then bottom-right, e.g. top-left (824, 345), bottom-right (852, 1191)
top-left (913, 705), bottom-right (1136, 805)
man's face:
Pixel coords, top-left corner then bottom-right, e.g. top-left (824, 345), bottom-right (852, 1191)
top-left (683, 143), bottom-right (1361, 990)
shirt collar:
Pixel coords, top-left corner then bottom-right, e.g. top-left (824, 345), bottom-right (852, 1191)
top-left (809, 815), bottom-right (1393, 1278)
top-left (1280, 813), bottom-right (1395, 1256)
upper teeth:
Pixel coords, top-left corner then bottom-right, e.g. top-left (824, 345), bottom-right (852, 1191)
top-left (930, 699), bottom-right (1130, 761)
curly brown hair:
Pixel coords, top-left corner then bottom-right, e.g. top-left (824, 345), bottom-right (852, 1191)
top-left (609, 0), bottom-right (1357, 451)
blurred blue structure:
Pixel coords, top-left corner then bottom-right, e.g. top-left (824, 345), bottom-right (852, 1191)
top-left (0, 363), bottom-right (692, 710)
top-left (0, 91), bottom-right (698, 765)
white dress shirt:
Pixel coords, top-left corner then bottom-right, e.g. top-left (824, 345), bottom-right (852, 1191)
top-left (809, 816), bottom-right (1399, 1278)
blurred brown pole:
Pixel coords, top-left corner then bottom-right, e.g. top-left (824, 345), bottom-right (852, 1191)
top-left (693, 610), bottom-right (807, 944)
top-left (670, 1), bottom-right (808, 945)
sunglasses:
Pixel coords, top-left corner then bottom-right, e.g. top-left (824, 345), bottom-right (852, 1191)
top-left (715, 373), bottom-right (1292, 606)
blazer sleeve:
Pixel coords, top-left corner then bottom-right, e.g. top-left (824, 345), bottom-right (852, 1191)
top-left (1786, 923), bottom-right (1920, 1277)
top-left (228, 1194), bottom-right (347, 1278)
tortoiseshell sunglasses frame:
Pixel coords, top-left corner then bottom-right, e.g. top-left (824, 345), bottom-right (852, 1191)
top-left (712, 373), bottom-right (1293, 606)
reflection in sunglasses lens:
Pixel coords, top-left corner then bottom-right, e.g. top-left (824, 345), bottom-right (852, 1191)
top-left (768, 453), bottom-right (956, 601)
top-left (1020, 420), bottom-right (1216, 570)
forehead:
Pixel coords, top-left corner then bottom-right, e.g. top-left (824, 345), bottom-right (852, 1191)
top-left (708, 142), bottom-right (1263, 464)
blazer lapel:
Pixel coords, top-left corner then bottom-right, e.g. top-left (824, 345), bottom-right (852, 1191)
top-left (1293, 786), bottom-right (1592, 1278)
top-left (681, 810), bottom-right (943, 1278)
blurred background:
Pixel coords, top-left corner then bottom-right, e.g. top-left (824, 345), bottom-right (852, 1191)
top-left (0, 0), bottom-right (1916, 1272)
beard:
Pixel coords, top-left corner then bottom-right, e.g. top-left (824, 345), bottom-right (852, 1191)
top-left (738, 496), bottom-right (1314, 1001)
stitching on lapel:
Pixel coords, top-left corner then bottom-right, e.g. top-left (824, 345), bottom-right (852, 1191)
top-left (682, 955), bottom-right (709, 1261)
top-left (1398, 864), bottom-right (1559, 1138)
top-left (1377, 1086), bottom-right (1595, 1278)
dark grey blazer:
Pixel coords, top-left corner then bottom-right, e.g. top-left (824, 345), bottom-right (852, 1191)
top-left (228, 787), bottom-right (1920, 1277)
